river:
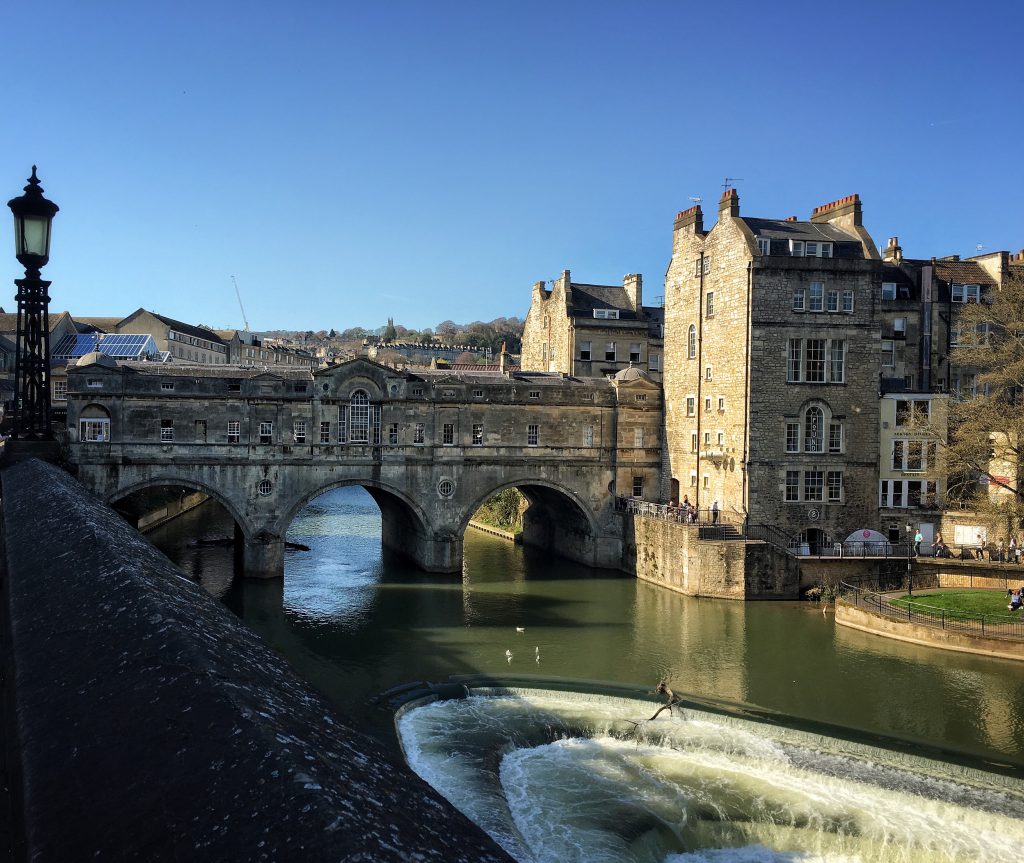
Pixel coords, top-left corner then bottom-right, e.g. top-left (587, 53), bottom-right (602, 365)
top-left (146, 487), bottom-right (1024, 860)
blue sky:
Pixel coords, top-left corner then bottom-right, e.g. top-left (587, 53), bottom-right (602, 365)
top-left (3, 1), bottom-right (1022, 332)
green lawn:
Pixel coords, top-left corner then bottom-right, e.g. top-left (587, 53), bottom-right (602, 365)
top-left (890, 590), bottom-right (1024, 621)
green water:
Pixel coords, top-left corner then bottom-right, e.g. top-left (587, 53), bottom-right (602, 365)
top-left (147, 486), bottom-right (1024, 770)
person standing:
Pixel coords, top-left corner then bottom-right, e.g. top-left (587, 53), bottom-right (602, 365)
top-left (711, 500), bottom-right (720, 524)
top-left (914, 529), bottom-right (923, 557)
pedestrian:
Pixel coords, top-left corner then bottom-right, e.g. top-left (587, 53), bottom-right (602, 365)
top-left (975, 532), bottom-right (986, 560)
top-left (914, 529), bottom-right (923, 557)
top-left (711, 500), bottom-right (720, 524)
top-left (933, 532), bottom-right (944, 558)
top-left (997, 538), bottom-right (1006, 563)
top-left (1009, 535), bottom-right (1017, 563)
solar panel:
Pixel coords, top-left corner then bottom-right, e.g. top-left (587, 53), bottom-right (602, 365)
top-left (97, 333), bottom-right (156, 358)
top-left (53, 333), bottom-right (105, 359)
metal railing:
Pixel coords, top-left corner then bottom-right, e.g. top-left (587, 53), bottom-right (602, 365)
top-left (616, 497), bottom-right (742, 528)
top-left (839, 576), bottom-right (1024, 641)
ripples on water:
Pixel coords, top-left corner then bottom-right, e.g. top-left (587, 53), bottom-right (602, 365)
top-left (398, 689), bottom-right (1024, 863)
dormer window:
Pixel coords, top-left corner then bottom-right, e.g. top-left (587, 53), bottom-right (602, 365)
top-left (952, 284), bottom-right (980, 304)
top-left (757, 237), bottom-right (770, 255)
top-left (881, 282), bottom-right (897, 301)
top-left (790, 240), bottom-right (804, 257)
top-left (593, 309), bottom-right (620, 320)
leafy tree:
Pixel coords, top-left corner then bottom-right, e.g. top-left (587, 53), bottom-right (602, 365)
top-left (328, 328), bottom-right (337, 338)
top-left (944, 269), bottom-right (1024, 531)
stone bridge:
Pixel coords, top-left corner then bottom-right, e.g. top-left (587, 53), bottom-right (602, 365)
top-left (66, 356), bottom-right (663, 577)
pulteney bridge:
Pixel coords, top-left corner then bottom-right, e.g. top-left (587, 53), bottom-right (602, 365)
top-left (66, 356), bottom-right (663, 577)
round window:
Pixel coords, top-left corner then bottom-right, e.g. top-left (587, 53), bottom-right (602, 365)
top-left (257, 480), bottom-right (273, 496)
top-left (437, 479), bottom-right (455, 498)
top-left (322, 383), bottom-right (329, 392)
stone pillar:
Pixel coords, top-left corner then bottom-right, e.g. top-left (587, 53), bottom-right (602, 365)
top-left (243, 532), bottom-right (284, 579)
top-left (383, 527), bottom-right (462, 573)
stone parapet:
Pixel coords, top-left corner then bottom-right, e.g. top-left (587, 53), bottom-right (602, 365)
top-left (0, 458), bottom-right (511, 862)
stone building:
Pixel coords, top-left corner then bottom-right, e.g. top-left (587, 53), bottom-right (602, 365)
top-left (118, 308), bottom-right (229, 364)
top-left (521, 270), bottom-right (664, 382)
top-left (662, 190), bottom-right (882, 549)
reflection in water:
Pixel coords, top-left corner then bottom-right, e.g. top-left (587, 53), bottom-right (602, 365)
top-left (399, 690), bottom-right (1024, 863)
top-left (147, 486), bottom-right (1024, 767)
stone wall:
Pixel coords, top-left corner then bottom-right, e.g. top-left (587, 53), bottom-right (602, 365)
top-left (0, 459), bottom-right (511, 862)
top-left (623, 514), bottom-right (798, 599)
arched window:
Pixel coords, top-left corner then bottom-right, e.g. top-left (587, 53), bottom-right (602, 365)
top-left (79, 404), bottom-right (111, 443)
top-left (350, 390), bottom-right (370, 443)
top-left (687, 325), bottom-right (696, 359)
top-left (804, 406), bottom-right (824, 452)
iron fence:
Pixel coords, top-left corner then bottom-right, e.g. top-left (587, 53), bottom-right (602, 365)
top-left (839, 576), bottom-right (1024, 641)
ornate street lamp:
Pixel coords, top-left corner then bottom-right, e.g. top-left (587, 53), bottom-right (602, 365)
top-left (7, 167), bottom-right (59, 439)
top-left (905, 521), bottom-right (914, 598)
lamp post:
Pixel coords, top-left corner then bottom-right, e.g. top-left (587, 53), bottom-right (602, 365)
top-left (7, 167), bottom-right (59, 440)
top-left (905, 521), bottom-right (914, 598)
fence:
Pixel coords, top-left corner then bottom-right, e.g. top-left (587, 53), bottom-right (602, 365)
top-left (615, 497), bottom-right (742, 528)
top-left (838, 576), bottom-right (1024, 641)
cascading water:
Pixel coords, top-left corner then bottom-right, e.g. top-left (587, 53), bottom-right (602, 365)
top-left (398, 688), bottom-right (1024, 863)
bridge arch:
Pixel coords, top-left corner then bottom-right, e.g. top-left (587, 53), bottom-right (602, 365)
top-left (460, 478), bottom-right (604, 568)
top-left (279, 477), bottom-right (445, 571)
top-left (109, 475), bottom-right (254, 539)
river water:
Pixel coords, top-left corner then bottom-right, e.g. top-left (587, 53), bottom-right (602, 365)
top-left (147, 487), bottom-right (1024, 860)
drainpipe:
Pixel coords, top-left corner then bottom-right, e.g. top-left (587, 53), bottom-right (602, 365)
top-left (695, 251), bottom-right (705, 510)
top-left (741, 260), bottom-right (752, 525)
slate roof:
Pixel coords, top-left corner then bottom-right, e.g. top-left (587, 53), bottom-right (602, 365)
top-left (0, 311), bottom-right (75, 335)
top-left (904, 258), bottom-right (997, 286)
top-left (742, 218), bottom-right (860, 244)
top-left (131, 309), bottom-right (227, 344)
top-left (75, 316), bottom-right (123, 333)
top-left (569, 285), bottom-right (642, 320)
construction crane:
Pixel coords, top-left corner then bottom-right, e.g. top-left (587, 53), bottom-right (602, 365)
top-left (231, 275), bottom-right (250, 332)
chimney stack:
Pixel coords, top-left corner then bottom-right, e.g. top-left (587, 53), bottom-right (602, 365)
top-left (718, 188), bottom-right (740, 219)
top-left (673, 204), bottom-right (703, 234)
top-left (884, 236), bottom-right (903, 264)
top-left (811, 194), bottom-right (862, 228)
top-left (623, 273), bottom-right (642, 311)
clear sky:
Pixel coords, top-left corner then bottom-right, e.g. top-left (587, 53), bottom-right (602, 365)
top-left (2, 1), bottom-right (1022, 332)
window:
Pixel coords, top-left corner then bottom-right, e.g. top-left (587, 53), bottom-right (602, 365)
top-left (785, 470), bottom-right (800, 501)
top-left (582, 393), bottom-right (595, 401)
top-left (792, 287), bottom-right (806, 312)
top-left (411, 386), bottom-right (423, 396)
top-left (80, 418), bottom-right (109, 442)
top-left (53, 380), bottom-right (67, 401)
top-left (635, 394), bottom-right (647, 402)
top-left (688, 325), bottom-right (696, 358)
top-left (593, 308), bottom-right (620, 319)
top-left (704, 396), bottom-right (712, 412)
top-left (293, 420), bottom-right (306, 443)
top-left (827, 290), bottom-right (839, 312)
top-left (257, 480), bottom-right (273, 496)
top-left (785, 422), bottom-right (800, 453)
top-left (338, 405), bottom-right (348, 442)
top-left (320, 421), bottom-right (331, 443)
top-left (716, 431), bottom-right (724, 445)
top-left (804, 406), bottom-right (823, 452)
top-left (703, 257), bottom-right (711, 275)
top-left (649, 354), bottom-right (660, 371)
top-left (160, 420), bottom-right (173, 442)
top-left (717, 396), bottom-right (725, 412)
top-left (820, 242), bottom-right (833, 258)
top-left (881, 282), bottom-right (897, 301)
top-left (437, 479), bottom-right (455, 497)
top-left (634, 428), bottom-right (645, 448)
top-left (691, 432), bottom-right (698, 452)
top-left (228, 381), bottom-right (241, 393)
top-left (842, 290), bottom-right (854, 313)
top-left (389, 423), bottom-right (399, 445)
top-left (527, 424), bottom-right (539, 447)
top-left (686, 397), bottom-right (695, 416)
top-left (629, 343), bottom-right (641, 363)
top-left (227, 420), bottom-right (240, 444)
top-left (703, 431), bottom-right (711, 446)
top-left (703, 475), bottom-right (710, 489)
top-left (161, 382), bottom-right (174, 391)
top-left (473, 388), bottom-right (484, 398)
top-left (350, 390), bottom-right (370, 442)
top-left (788, 340), bottom-right (802, 382)
top-left (790, 240), bottom-right (805, 257)
top-left (806, 339), bottom-right (826, 382)
top-left (806, 242), bottom-right (819, 258)
top-left (541, 344), bottom-right (547, 362)
top-left (443, 423), bottom-right (455, 446)
top-left (705, 292), bottom-right (715, 317)
top-left (259, 421), bottom-right (273, 444)
top-left (881, 340), bottom-right (895, 367)
top-left (892, 317), bottom-right (906, 335)
top-left (808, 282), bottom-right (824, 312)
top-left (827, 471), bottom-right (843, 502)
top-left (952, 283), bottom-right (980, 304)
top-left (705, 366), bottom-right (712, 381)
top-left (804, 470), bottom-right (824, 502)
top-left (895, 399), bottom-right (930, 427)
top-left (579, 341), bottom-right (592, 361)
top-left (528, 390), bottom-right (541, 400)
top-left (583, 424), bottom-right (594, 447)
top-left (757, 237), bottom-right (770, 255)
top-left (294, 382), bottom-right (308, 393)
top-left (690, 471), bottom-right (697, 487)
top-left (413, 422), bottom-right (425, 445)
top-left (829, 340), bottom-right (846, 383)
top-left (469, 423), bottom-right (481, 446)
top-left (828, 422), bottom-right (842, 453)
top-left (632, 476), bottom-right (645, 498)
top-left (605, 342), bottom-right (616, 361)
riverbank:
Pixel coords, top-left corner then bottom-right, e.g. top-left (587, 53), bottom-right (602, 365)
top-left (468, 519), bottom-right (519, 543)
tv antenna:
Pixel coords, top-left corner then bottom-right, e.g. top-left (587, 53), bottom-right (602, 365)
top-left (231, 275), bottom-right (251, 332)
top-left (689, 196), bottom-right (703, 205)
top-left (722, 177), bottom-right (743, 192)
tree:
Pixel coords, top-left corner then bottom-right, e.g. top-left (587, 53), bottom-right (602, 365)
top-left (382, 317), bottom-right (397, 343)
top-left (944, 269), bottom-right (1024, 530)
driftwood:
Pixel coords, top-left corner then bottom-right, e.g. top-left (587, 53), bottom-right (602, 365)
top-left (623, 681), bottom-right (680, 731)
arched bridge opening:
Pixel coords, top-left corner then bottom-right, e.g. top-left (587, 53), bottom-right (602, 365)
top-left (464, 480), bottom-right (607, 570)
